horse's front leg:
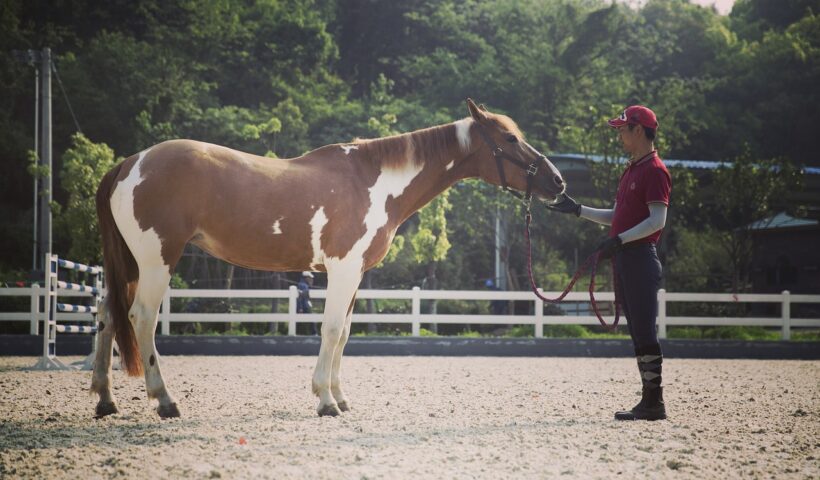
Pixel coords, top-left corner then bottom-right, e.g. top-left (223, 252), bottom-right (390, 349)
top-left (312, 264), bottom-right (361, 417)
top-left (331, 296), bottom-right (355, 411)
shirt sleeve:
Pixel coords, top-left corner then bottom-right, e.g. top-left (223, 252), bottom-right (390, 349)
top-left (644, 166), bottom-right (671, 205)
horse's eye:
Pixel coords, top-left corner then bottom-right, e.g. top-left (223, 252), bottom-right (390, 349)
top-left (506, 135), bottom-right (518, 143)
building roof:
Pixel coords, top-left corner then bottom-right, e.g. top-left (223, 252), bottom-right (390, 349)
top-left (550, 153), bottom-right (820, 175)
top-left (747, 212), bottom-right (820, 231)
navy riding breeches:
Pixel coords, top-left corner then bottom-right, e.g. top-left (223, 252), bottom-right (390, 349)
top-left (614, 243), bottom-right (662, 349)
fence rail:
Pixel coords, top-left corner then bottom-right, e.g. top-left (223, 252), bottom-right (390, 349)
top-left (2, 286), bottom-right (819, 339)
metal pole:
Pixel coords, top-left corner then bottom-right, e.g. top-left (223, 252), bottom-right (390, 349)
top-left (33, 67), bottom-right (39, 271)
top-left (494, 205), bottom-right (501, 287)
top-left (494, 205), bottom-right (507, 290)
top-left (38, 48), bottom-right (52, 277)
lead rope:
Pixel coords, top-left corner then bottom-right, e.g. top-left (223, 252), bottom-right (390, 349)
top-left (524, 208), bottom-right (620, 329)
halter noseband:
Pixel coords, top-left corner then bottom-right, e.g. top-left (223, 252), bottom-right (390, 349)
top-left (474, 124), bottom-right (544, 209)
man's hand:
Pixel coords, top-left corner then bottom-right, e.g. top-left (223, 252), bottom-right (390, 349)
top-left (596, 236), bottom-right (622, 259)
top-left (545, 193), bottom-right (581, 216)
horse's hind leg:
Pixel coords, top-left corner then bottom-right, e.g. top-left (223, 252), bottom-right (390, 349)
top-left (91, 302), bottom-right (118, 417)
top-left (131, 265), bottom-right (179, 418)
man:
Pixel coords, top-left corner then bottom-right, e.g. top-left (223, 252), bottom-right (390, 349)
top-left (547, 105), bottom-right (671, 421)
top-left (485, 279), bottom-right (508, 315)
top-left (297, 271), bottom-right (314, 314)
top-left (297, 271), bottom-right (316, 334)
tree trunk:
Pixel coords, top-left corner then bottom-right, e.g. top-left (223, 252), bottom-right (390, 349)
top-left (269, 272), bottom-right (281, 334)
top-left (365, 271), bottom-right (378, 333)
top-left (224, 263), bottom-right (235, 332)
top-left (422, 263), bottom-right (438, 334)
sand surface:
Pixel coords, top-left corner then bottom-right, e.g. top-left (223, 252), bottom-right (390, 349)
top-left (0, 355), bottom-right (818, 479)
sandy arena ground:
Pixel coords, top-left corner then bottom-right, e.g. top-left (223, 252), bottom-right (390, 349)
top-left (0, 355), bottom-right (818, 479)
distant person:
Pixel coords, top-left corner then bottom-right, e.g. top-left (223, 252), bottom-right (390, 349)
top-left (485, 279), bottom-right (508, 315)
top-left (297, 271), bottom-right (317, 334)
top-left (546, 105), bottom-right (671, 421)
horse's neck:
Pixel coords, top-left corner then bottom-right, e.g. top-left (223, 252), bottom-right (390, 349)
top-left (365, 121), bottom-right (474, 222)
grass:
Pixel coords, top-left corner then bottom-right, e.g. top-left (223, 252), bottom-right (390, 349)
top-left (655, 326), bottom-right (817, 341)
top-left (170, 323), bottom-right (819, 341)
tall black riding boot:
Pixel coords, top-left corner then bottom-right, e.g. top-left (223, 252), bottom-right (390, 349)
top-left (615, 344), bottom-right (667, 421)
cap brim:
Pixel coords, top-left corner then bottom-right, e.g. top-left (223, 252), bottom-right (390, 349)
top-left (608, 118), bottom-right (627, 128)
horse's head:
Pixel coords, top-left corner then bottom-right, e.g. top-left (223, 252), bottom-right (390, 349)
top-left (465, 98), bottom-right (565, 203)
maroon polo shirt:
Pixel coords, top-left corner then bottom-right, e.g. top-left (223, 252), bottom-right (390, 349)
top-left (610, 151), bottom-right (671, 244)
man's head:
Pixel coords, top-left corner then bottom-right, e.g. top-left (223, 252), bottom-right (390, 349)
top-left (609, 106), bottom-right (657, 157)
top-left (302, 271), bottom-right (314, 285)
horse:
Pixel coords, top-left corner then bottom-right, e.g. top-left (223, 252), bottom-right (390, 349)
top-left (91, 98), bottom-right (565, 418)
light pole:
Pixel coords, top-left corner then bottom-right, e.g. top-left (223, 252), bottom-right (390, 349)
top-left (13, 48), bottom-right (53, 276)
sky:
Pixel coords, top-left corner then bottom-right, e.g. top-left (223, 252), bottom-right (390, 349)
top-left (690, 0), bottom-right (735, 15)
top-left (618, 0), bottom-right (736, 15)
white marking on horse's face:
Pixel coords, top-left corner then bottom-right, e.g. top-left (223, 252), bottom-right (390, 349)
top-left (454, 118), bottom-right (473, 152)
top-left (445, 160), bottom-right (455, 171)
top-left (309, 207), bottom-right (328, 270)
top-left (110, 148), bottom-right (168, 270)
top-left (341, 145), bottom-right (359, 155)
top-left (272, 218), bottom-right (283, 235)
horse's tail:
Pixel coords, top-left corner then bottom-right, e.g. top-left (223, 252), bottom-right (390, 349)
top-left (96, 160), bottom-right (143, 377)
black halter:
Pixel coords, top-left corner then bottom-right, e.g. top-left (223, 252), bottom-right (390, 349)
top-left (474, 123), bottom-right (543, 209)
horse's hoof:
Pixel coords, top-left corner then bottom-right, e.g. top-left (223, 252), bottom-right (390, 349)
top-left (94, 401), bottom-right (119, 418)
top-left (157, 402), bottom-right (181, 419)
top-left (317, 404), bottom-right (341, 417)
top-left (337, 401), bottom-right (351, 412)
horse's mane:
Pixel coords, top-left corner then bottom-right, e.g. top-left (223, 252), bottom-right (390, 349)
top-left (353, 112), bottom-right (524, 170)
top-left (354, 123), bottom-right (460, 170)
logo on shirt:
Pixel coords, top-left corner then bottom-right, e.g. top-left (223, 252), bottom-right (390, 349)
top-left (630, 182), bottom-right (636, 190)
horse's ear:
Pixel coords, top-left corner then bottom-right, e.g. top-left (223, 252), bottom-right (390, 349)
top-left (478, 103), bottom-right (488, 112)
top-left (466, 98), bottom-right (487, 122)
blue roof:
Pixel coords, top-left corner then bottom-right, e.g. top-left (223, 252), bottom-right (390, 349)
top-left (747, 212), bottom-right (819, 230)
top-left (550, 153), bottom-right (820, 175)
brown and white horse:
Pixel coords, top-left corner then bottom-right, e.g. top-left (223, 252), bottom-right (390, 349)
top-left (91, 99), bottom-right (565, 418)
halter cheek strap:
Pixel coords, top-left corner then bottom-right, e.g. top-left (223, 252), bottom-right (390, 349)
top-left (474, 124), bottom-right (542, 208)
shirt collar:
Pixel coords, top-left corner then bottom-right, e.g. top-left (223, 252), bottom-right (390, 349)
top-left (628, 150), bottom-right (657, 168)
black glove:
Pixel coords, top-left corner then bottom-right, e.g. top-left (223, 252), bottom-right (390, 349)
top-left (596, 236), bottom-right (622, 260)
top-left (545, 193), bottom-right (581, 217)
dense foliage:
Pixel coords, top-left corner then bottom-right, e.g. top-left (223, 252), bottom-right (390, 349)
top-left (1, 0), bottom-right (817, 294)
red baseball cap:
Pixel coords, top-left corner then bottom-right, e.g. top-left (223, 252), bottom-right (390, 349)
top-left (608, 105), bottom-right (658, 129)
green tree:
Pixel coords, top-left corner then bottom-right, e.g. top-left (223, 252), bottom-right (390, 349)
top-left (411, 192), bottom-right (453, 264)
top-left (57, 133), bottom-right (119, 264)
top-left (710, 151), bottom-right (801, 292)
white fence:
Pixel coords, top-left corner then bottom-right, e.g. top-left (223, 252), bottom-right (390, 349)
top-left (2, 286), bottom-right (819, 340)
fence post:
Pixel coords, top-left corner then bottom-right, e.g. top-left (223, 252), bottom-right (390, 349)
top-left (781, 290), bottom-right (791, 341)
top-left (657, 288), bottom-right (667, 339)
top-left (30, 284), bottom-right (40, 335)
top-left (288, 285), bottom-right (297, 336)
top-left (534, 291), bottom-right (544, 338)
top-left (411, 286), bottom-right (421, 336)
top-left (161, 288), bottom-right (171, 335)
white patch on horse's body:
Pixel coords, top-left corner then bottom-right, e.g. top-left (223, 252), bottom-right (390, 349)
top-left (341, 145), bottom-right (358, 155)
top-left (454, 118), bottom-right (473, 152)
top-left (445, 159), bottom-right (455, 170)
top-left (309, 207), bottom-right (328, 270)
top-left (110, 148), bottom-right (166, 270)
top-left (272, 218), bottom-right (283, 235)
top-left (339, 162), bottom-right (424, 266)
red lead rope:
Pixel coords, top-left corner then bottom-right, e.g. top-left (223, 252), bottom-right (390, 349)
top-left (524, 212), bottom-right (621, 330)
